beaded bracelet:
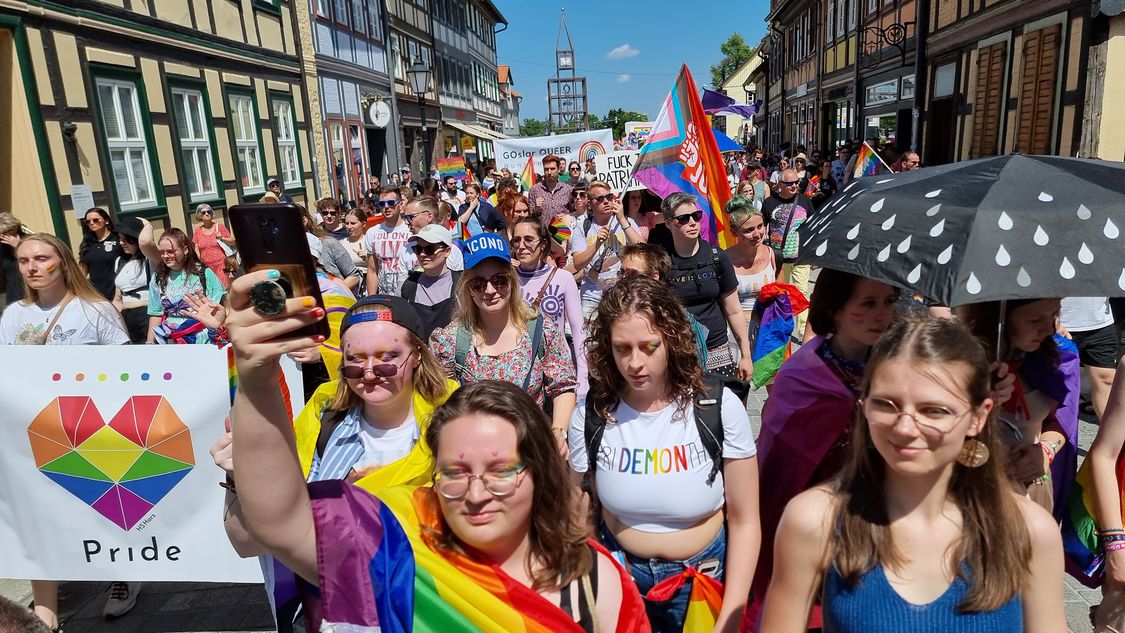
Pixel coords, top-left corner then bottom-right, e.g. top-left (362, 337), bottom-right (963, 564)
top-left (1106, 542), bottom-right (1125, 553)
top-left (1104, 534), bottom-right (1125, 543)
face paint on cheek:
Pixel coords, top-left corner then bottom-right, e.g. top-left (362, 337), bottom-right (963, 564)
top-left (46, 262), bottom-right (59, 276)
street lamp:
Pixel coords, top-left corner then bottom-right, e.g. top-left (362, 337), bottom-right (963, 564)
top-left (407, 55), bottom-right (432, 177)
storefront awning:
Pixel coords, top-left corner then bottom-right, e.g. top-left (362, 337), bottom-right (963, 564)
top-left (466, 123), bottom-right (507, 141)
top-left (443, 121), bottom-right (479, 137)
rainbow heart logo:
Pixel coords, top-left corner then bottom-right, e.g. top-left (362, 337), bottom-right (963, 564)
top-left (27, 396), bottom-right (195, 530)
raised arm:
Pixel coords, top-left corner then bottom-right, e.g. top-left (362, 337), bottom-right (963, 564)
top-left (226, 270), bottom-right (326, 583)
top-left (138, 218), bottom-right (161, 264)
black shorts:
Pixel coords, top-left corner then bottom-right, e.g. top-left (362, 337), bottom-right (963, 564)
top-left (1070, 324), bottom-right (1119, 369)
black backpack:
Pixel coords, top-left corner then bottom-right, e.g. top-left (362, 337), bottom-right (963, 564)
top-left (584, 373), bottom-right (738, 485)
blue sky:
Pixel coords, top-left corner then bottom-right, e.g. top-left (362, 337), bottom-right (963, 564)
top-left (493, 1), bottom-right (769, 123)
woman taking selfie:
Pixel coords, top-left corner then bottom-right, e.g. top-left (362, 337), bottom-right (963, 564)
top-left (761, 316), bottom-right (1064, 632)
top-left (223, 275), bottom-right (648, 631)
top-left (571, 274), bottom-right (759, 633)
top-left (430, 233), bottom-right (576, 435)
top-left (213, 295), bottom-right (455, 630)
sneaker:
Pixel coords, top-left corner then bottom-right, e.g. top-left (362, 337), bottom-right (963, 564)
top-left (102, 582), bottom-right (140, 618)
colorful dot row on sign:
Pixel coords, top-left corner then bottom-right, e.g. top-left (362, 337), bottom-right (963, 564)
top-left (51, 372), bottom-right (173, 382)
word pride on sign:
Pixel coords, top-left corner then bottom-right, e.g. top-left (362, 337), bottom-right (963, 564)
top-left (595, 150), bottom-right (646, 193)
top-left (0, 346), bottom-right (260, 582)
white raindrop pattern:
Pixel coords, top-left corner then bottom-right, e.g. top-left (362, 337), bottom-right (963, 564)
top-left (870, 198), bottom-right (885, 213)
top-left (995, 245), bottom-right (1010, 266)
top-left (1106, 219), bottom-right (1120, 240)
top-left (847, 224), bottom-right (861, 240)
top-left (1060, 257), bottom-right (1076, 280)
top-left (938, 245), bottom-right (954, 265)
top-left (1033, 226), bottom-right (1049, 246)
top-left (1077, 205), bottom-right (1092, 220)
top-left (929, 219), bottom-right (946, 237)
top-left (907, 264), bottom-right (922, 284)
top-left (925, 190), bottom-right (942, 198)
top-left (877, 244), bottom-right (891, 262)
top-left (897, 235), bottom-right (912, 254)
top-left (925, 204), bottom-right (942, 217)
top-left (1038, 192), bottom-right (1054, 203)
top-left (1017, 267), bottom-right (1032, 287)
top-left (1079, 243), bottom-right (1094, 265)
top-left (848, 243), bottom-right (861, 260)
top-left (816, 240), bottom-right (828, 256)
top-left (966, 273), bottom-right (982, 295)
top-left (998, 212), bottom-right (1014, 231)
top-left (881, 214), bottom-right (896, 231)
top-left (1119, 269), bottom-right (1125, 292)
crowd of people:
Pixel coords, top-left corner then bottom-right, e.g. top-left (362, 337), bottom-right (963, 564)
top-left (1, 141), bottom-right (1123, 633)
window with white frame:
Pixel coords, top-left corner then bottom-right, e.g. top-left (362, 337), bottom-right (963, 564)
top-left (837, 0), bottom-right (847, 39)
top-left (827, 0), bottom-right (836, 40)
top-left (351, 0), bottom-right (365, 32)
top-left (228, 94), bottom-right (264, 192)
top-left (315, 0), bottom-right (330, 17)
top-left (95, 78), bottom-right (156, 208)
top-left (170, 88), bottom-right (217, 201)
top-left (367, 0), bottom-right (381, 38)
top-left (272, 99), bottom-right (301, 187)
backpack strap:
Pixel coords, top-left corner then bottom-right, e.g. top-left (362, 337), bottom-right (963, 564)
top-left (772, 248), bottom-right (784, 275)
top-left (583, 402), bottom-right (607, 474)
top-left (453, 324), bottom-right (471, 384)
top-left (693, 374), bottom-right (726, 485)
top-left (400, 270), bottom-right (422, 302)
top-left (521, 315), bottom-right (546, 390)
top-left (315, 408), bottom-right (349, 460)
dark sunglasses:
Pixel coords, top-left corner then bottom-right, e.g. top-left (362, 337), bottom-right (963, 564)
top-left (672, 210), bottom-right (704, 225)
top-left (569, 166), bottom-right (581, 171)
top-left (467, 273), bottom-right (511, 293)
top-left (341, 353), bottom-right (413, 380)
top-left (376, 200), bottom-right (399, 208)
top-left (592, 193), bottom-right (617, 204)
top-left (571, 191), bottom-right (588, 199)
top-left (84, 218), bottom-right (104, 225)
top-left (780, 180), bottom-right (799, 187)
top-left (197, 210), bottom-right (214, 217)
top-left (402, 211), bottom-right (430, 223)
top-left (412, 243), bottom-right (446, 257)
top-left (322, 210), bottom-right (339, 216)
top-left (509, 236), bottom-right (540, 247)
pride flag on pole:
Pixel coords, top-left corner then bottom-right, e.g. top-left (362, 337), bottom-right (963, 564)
top-left (518, 154), bottom-right (537, 192)
top-left (851, 141), bottom-right (886, 179)
top-left (631, 65), bottom-right (734, 249)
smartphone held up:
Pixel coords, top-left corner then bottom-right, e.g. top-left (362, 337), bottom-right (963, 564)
top-left (228, 203), bottom-right (330, 340)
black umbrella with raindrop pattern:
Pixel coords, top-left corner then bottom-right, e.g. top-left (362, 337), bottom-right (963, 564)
top-left (795, 154), bottom-right (1125, 306)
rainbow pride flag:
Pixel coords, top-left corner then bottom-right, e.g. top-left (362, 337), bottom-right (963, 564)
top-left (851, 141), bottom-right (884, 178)
top-left (645, 566), bottom-right (724, 632)
top-left (750, 283), bottom-right (809, 389)
top-left (803, 175), bottom-right (820, 198)
top-left (451, 218), bottom-right (472, 253)
top-left (1063, 449), bottom-right (1125, 586)
top-left (549, 215), bottom-right (572, 245)
top-left (518, 154), bottom-right (537, 192)
top-left (306, 482), bottom-right (651, 632)
top-left (632, 65), bottom-right (735, 248)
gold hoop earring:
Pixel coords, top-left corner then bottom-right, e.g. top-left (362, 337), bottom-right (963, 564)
top-left (957, 438), bottom-right (990, 468)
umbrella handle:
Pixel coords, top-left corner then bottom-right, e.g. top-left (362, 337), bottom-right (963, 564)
top-left (996, 300), bottom-right (1007, 361)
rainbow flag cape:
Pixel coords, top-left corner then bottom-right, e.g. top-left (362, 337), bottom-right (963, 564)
top-left (549, 215), bottom-right (572, 245)
top-left (631, 65), bottom-right (734, 248)
top-left (851, 141), bottom-right (885, 178)
top-left (1062, 455), bottom-right (1123, 586)
top-left (645, 566), bottom-right (723, 632)
top-left (750, 283), bottom-right (809, 389)
top-left (305, 482), bottom-right (651, 633)
top-left (518, 154), bottom-right (537, 192)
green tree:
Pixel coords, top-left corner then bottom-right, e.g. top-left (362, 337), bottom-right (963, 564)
top-left (710, 33), bottom-right (755, 88)
top-left (519, 117), bottom-right (547, 137)
top-left (602, 109), bottom-right (648, 140)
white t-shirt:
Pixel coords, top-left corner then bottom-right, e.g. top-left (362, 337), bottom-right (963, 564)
top-left (568, 388), bottom-right (756, 533)
top-left (114, 258), bottom-right (150, 304)
top-left (0, 298), bottom-right (129, 345)
top-left (363, 222), bottom-right (412, 294)
top-left (356, 413), bottom-right (420, 471)
top-left (570, 216), bottom-right (641, 303)
top-left (1060, 297), bottom-right (1114, 332)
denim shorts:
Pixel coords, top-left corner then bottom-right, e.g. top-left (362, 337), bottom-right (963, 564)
top-left (599, 523), bottom-right (727, 633)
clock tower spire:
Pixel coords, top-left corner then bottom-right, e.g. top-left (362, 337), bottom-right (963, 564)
top-left (548, 9), bottom-right (588, 134)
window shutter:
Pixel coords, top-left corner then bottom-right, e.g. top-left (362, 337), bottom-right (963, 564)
top-left (1016, 25), bottom-right (1061, 155)
top-left (970, 42), bottom-right (1006, 158)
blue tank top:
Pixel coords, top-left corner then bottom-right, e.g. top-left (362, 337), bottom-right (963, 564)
top-left (822, 564), bottom-right (1022, 632)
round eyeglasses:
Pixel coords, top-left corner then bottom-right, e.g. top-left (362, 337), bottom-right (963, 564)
top-left (433, 463), bottom-right (526, 500)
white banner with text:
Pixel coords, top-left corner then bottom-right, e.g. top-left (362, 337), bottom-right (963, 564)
top-left (494, 129), bottom-right (614, 175)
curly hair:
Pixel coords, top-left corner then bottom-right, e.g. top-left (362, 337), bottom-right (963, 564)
top-left (423, 381), bottom-right (591, 591)
top-left (585, 274), bottom-right (704, 421)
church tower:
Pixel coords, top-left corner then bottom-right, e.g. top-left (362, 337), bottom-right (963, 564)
top-left (547, 9), bottom-right (588, 134)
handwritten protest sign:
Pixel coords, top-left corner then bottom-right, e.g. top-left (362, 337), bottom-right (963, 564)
top-left (595, 150), bottom-right (646, 193)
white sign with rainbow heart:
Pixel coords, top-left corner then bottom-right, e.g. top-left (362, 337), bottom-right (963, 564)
top-left (0, 346), bottom-right (261, 582)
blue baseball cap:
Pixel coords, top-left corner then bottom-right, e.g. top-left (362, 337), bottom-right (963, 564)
top-left (462, 233), bottom-right (511, 269)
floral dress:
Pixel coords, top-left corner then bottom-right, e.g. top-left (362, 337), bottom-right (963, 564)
top-left (429, 317), bottom-right (576, 408)
top-left (192, 223), bottom-right (232, 286)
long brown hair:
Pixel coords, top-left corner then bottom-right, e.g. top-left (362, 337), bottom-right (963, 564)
top-left (326, 303), bottom-right (450, 413)
top-left (155, 228), bottom-right (208, 293)
top-left (512, 217), bottom-right (550, 265)
top-left (832, 315), bottom-right (1030, 612)
top-left (586, 274), bottom-right (704, 421)
top-left (423, 380), bottom-right (591, 590)
top-left (17, 234), bottom-right (107, 306)
top-left (957, 300), bottom-right (1059, 366)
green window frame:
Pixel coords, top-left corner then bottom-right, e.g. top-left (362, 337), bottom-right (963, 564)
top-left (269, 92), bottom-right (303, 190)
top-left (167, 78), bottom-right (224, 206)
top-left (90, 65), bottom-right (165, 214)
top-left (253, 0), bottom-right (282, 14)
top-left (225, 87), bottom-right (267, 196)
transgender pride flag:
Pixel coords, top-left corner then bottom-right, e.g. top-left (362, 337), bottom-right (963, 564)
top-left (631, 65), bottom-right (735, 249)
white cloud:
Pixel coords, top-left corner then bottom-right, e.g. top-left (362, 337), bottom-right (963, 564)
top-left (606, 44), bottom-right (639, 60)
top-left (617, 74), bottom-right (631, 83)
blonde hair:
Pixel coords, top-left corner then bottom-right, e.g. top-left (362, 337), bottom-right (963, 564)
top-left (454, 265), bottom-right (536, 339)
top-left (17, 234), bottom-right (107, 306)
